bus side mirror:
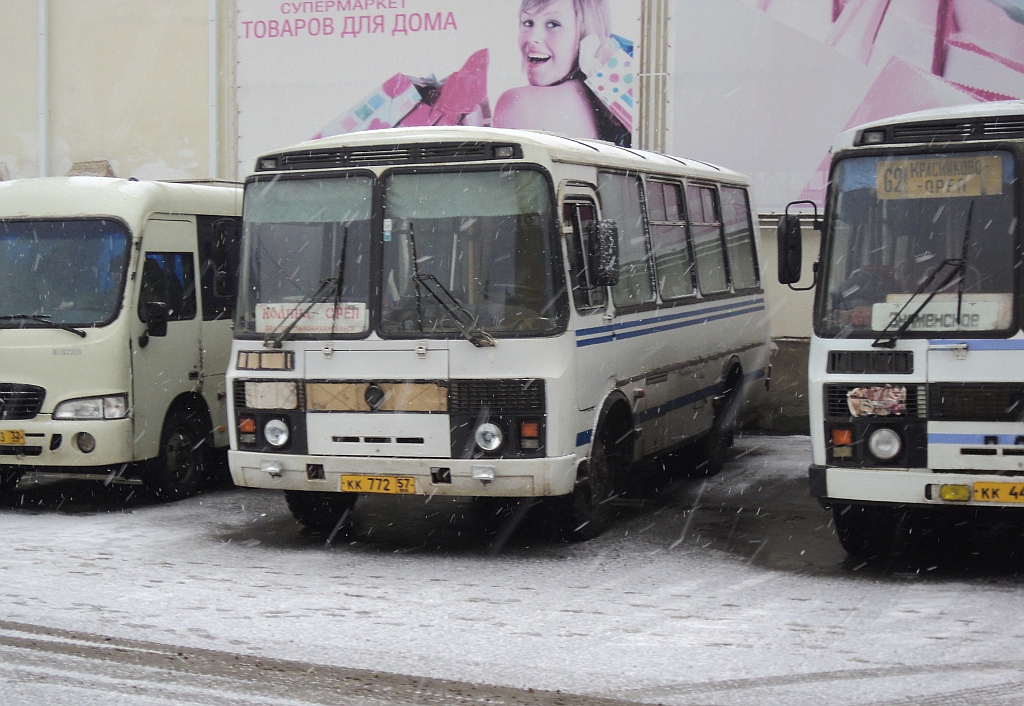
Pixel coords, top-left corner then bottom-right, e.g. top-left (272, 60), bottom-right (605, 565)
top-left (589, 219), bottom-right (619, 287)
top-left (141, 301), bottom-right (169, 345)
top-left (777, 215), bottom-right (803, 284)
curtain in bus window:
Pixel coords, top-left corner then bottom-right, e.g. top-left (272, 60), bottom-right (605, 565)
top-left (720, 186), bottom-right (758, 290)
top-left (686, 184), bottom-right (728, 294)
top-left (646, 180), bottom-right (693, 300)
top-left (597, 172), bottom-right (653, 307)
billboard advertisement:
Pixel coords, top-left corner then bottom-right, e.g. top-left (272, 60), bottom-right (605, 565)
top-left (237, 0), bottom-right (640, 175)
top-left (237, 0), bottom-right (1024, 212)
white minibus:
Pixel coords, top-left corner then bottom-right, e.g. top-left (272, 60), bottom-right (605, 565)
top-left (778, 101), bottom-right (1024, 557)
top-left (0, 177), bottom-right (242, 500)
top-left (229, 126), bottom-right (770, 539)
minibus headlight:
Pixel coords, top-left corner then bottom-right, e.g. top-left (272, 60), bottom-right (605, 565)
top-left (263, 418), bottom-right (290, 448)
top-left (53, 394), bottom-right (129, 420)
top-left (474, 423), bottom-right (504, 453)
top-left (867, 428), bottom-right (902, 461)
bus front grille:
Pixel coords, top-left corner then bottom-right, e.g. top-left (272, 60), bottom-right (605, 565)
top-left (449, 379), bottom-right (545, 415)
top-left (0, 384), bottom-right (45, 421)
top-left (929, 383), bottom-right (1024, 422)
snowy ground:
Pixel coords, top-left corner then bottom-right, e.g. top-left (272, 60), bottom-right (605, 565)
top-left (1, 435), bottom-right (1023, 705)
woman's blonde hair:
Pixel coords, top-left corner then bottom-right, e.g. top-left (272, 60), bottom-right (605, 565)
top-left (520, 0), bottom-right (611, 40)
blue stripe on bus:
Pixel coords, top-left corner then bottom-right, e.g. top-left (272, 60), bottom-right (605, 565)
top-left (929, 433), bottom-right (1024, 446)
top-left (576, 297), bottom-right (765, 348)
top-left (928, 339), bottom-right (1024, 351)
top-left (575, 367), bottom-right (768, 448)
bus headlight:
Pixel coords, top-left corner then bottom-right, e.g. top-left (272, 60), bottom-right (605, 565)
top-left (263, 418), bottom-right (290, 448)
top-left (474, 423), bottom-right (504, 453)
top-left (53, 394), bottom-right (129, 420)
top-left (867, 428), bottom-right (902, 461)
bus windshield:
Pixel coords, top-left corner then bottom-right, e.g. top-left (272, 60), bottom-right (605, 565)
top-left (237, 168), bottom-right (565, 339)
top-left (0, 218), bottom-right (130, 328)
top-left (380, 169), bottom-right (564, 337)
top-left (818, 150), bottom-right (1018, 339)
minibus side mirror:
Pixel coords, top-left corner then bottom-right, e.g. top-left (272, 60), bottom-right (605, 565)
top-left (139, 301), bottom-right (169, 348)
top-left (589, 219), bottom-right (619, 287)
top-left (777, 214), bottom-right (803, 285)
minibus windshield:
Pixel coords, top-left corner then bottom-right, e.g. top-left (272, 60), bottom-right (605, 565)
top-left (0, 219), bottom-right (130, 328)
top-left (818, 150), bottom-right (1018, 338)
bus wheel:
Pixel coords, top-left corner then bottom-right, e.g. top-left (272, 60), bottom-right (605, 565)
top-left (144, 403), bottom-right (209, 502)
top-left (832, 503), bottom-right (900, 559)
top-left (694, 373), bottom-right (741, 477)
top-left (285, 490), bottom-right (357, 536)
top-left (0, 468), bottom-right (21, 496)
top-left (560, 418), bottom-right (629, 541)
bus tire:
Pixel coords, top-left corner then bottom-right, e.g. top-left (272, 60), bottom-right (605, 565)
top-left (144, 401), bottom-right (210, 502)
top-left (832, 503), bottom-right (900, 558)
top-left (0, 468), bottom-right (21, 496)
top-left (694, 368), bottom-right (742, 477)
top-left (560, 403), bottom-right (632, 541)
top-left (285, 490), bottom-right (357, 535)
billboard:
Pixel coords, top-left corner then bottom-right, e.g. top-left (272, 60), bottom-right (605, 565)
top-left (237, 0), bottom-right (1024, 212)
top-left (237, 0), bottom-right (640, 175)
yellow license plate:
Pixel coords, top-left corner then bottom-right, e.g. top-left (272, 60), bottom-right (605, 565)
top-left (340, 475), bottom-right (415, 494)
top-left (0, 430), bottom-right (25, 446)
top-left (973, 482), bottom-right (1024, 503)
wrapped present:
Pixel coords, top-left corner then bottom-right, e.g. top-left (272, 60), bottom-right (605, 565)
top-left (579, 34), bottom-right (634, 134)
top-left (313, 49), bottom-right (490, 139)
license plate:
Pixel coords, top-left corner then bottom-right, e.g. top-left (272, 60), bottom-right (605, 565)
top-left (0, 430), bottom-right (25, 446)
top-left (973, 482), bottom-right (1024, 503)
top-left (340, 475), bottom-right (415, 494)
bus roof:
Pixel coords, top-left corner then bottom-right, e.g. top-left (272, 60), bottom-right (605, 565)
top-left (833, 100), bottom-right (1024, 151)
top-left (251, 126), bottom-right (750, 185)
top-left (0, 177), bottom-right (242, 226)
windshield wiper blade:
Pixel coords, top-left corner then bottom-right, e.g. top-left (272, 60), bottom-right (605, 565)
top-left (263, 277), bottom-right (337, 349)
top-left (873, 202), bottom-right (975, 348)
top-left (413, 273), bottom-right (495, 348)
top-left (0, 314), bottom-right (87, 338)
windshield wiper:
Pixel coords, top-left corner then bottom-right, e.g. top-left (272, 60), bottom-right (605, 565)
top-left (413, 273), bottom-right (496, 348)
top-left (0, 314), bottom-right (87, 338)
top-left (263, 276), bottom-right (338, 348)
top-left (873, 203), bottom-right (974, 349)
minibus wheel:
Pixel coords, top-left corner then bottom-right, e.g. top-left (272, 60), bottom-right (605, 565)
top-left (285, 490), bottom-right (357, 536)
top-left (832, 502), bottom-right (901, 559)
top-left (560, 401), bottom-right (632, 541)
top-left (0, 468), bottom-right (21, 495)
top-left (144, 402), bottom-right (210, 502)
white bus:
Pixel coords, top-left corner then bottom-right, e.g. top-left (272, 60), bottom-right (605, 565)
top-left (229, 126), bottom-right (771, 539)
top-left (778, 101), bottom-right (1024, 557)
top-left (0, 177), bottom-right (242, 500)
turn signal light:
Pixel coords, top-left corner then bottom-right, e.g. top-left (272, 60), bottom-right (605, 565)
top-left (939, 484), bottom-right (971, 502)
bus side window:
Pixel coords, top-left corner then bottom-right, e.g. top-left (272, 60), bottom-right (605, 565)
top-left (138, 252), bottom-right (197, 323)
top-left (646, 179), bottom-right (695, 301)
top-left (686, 184), bottom-right (729, 295)
top-left (562, 200), bottom-right (607, 311)
top-left (720, 186), bottom-right (760, 291)
top-left (597, 172), bottom-right (654, 308)
top-left (198, 216), bottom-right (241, 321)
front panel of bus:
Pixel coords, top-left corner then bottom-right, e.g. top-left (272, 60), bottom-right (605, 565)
top-left (228, 160), bottom-right (581, 498)
top-left (811, 141), bottom-right (1024, 508)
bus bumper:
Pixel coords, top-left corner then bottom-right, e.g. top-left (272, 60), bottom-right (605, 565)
top-left (811, 464), bottom-right (1024, 509)
top-left (228, 450), bottom-right (580, 498)
top-left (0, 418), bottom-right (135, 471)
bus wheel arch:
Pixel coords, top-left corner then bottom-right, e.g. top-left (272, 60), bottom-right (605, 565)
top-left (561, 392), bottom-right (635, 540)
top-left (143, 393), bottom-right (213, 502)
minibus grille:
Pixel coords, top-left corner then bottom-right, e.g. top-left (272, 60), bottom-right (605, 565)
top-left (884, 116), bottom-right (1024, 144)
top-left (827, 350), bottom-right (913, 374)
top-left (449, 379), bottom-right (545, 415)
top-left (0, 384), bottom-right (45, 420)
top-left (929, 383), bottom-right (1024, 422)
top-left (269, 142), bottom-right (522, 170)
